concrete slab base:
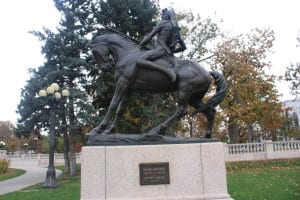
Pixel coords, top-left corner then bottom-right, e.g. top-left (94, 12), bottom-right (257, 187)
top-left (81, 142), bottom-right (233, 200)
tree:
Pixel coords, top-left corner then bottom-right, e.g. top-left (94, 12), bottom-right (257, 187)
top-left (176, 11), bottom-right (220, 61)
top-left (212, 28), bottom-right (284, 143)
top-left (173, 11), bottom-right (222, 137)
top-left (285, 63), bottom-right (300, 97)
top-left (0, 121), bottom-right (15, 142)
top-left (92, 0), bottom-right (157, 40)
top-left (17, 0), bottom-right (97, 176)
top-left (281, 109), bottom-right (300, 138)
top-left (17, 0), bottom-right (159, 176)
top-left (285, 31), bottom-right (300, 98)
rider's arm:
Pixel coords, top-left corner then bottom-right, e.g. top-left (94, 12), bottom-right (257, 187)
top-left (139, 23), bottom-right (162, 47)
top-left (173, 30), bottom-right (186, 53)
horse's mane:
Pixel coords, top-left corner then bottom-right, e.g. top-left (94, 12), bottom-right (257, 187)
top-left (115, 32), bottom-right (139, 46)
top-left (102, 31), bottom-right (140, 48)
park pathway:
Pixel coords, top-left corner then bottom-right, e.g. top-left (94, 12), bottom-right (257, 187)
top-left (0, 157), bottom-right (62, 195)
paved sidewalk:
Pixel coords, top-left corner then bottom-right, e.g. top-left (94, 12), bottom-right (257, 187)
top-left (0, 158), bottom-right (62, 195)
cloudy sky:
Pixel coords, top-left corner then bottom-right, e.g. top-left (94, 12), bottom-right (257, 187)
top-left (0, 0), bottom-right (299, 123)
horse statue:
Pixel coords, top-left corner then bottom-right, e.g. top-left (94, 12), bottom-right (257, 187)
top-left (88, 33), bottom-right (227, 138)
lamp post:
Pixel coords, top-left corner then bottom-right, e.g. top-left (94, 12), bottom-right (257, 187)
top-left (23, 143), bottom-right (28, 154)
top-left (34, 137), bottom-right (38, 154)
top-left (0, 141), bottom-right (5, 150)
top-left (39, 83), bottom-right (69, 189)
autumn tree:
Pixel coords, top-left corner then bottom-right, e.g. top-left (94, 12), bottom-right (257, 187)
top-left (212, 28), bottom-right (284, 143)
top-left (285, 63), bottom-right (300, 97)
top-left (285, 34), bottom-right (300, 97)
top-left (173, 11), bottom-right (222, 137)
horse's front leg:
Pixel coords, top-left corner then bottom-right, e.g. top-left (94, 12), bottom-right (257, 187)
top-left (103, 93), bottom-right (130, 134)
top-left (95, 77), bottom-right (129, 133)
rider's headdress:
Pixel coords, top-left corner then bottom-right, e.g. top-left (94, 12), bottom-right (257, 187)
top-left (168, 7), bottom-right (176, 21)
top-left (162, 8), bottom-right (172, 19)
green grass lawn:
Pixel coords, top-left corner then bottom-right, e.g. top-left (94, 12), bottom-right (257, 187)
top-left (0, 169), bottom-right (25, 181)
top-left (227, 159), bottom-right (300, 200)
top-left (0, 159), bottom-right (299, 200)
top-left (0, 168), bottom-right (80, 200)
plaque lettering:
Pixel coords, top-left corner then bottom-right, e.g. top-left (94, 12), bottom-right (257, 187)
top-left (139, 162), bottom-right (170, 185)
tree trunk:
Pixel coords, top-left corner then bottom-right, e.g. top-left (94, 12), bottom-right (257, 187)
top-left (68, 94), bottom-right (77, 177)
top-left (228, 119), bottom-right (238, 143)
top-left (188, 117), bottom-right (193, 138)
top-left (68, 132), bottom-right (76, 176)
top-left (63, 131), bottom-right (70, 175)
top-left (271, 131), bottom-right (277, 141)
top-left (247, 125), bottom-right (253, 143)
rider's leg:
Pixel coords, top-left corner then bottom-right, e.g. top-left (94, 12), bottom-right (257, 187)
top-left (137, 48), bottom-right (176, 82)
top-left (137, 60), bottom-right (176, 82)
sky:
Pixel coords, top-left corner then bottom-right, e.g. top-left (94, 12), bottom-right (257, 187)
top-left (0, 0), bottom-right (299, 124)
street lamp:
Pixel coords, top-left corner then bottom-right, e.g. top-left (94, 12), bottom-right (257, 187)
top-left (39, 83), bottom-right (69, 189)
top-left (0, 141), bottom-right (5, 150)
top-left (34, 137), bottom-right (38, 154)
top-left (23, 143), bottom-right (28, 154)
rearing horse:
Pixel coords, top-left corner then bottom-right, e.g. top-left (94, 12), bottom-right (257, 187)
top-left (89, 33), bottom-right (227, 138)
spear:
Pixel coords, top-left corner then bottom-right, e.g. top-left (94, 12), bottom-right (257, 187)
top-left (102, 25), bottom-right (153, 49)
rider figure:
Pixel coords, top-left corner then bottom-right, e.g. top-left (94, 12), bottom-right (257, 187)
top-left (138, 8), bottom-right (186, 82)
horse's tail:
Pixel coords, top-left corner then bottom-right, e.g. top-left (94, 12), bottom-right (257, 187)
top-left (206, 71), bottom-right (228, 108)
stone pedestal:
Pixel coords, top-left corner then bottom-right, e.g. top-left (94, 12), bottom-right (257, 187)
top-left (81, 142), bottom-right (232, 200)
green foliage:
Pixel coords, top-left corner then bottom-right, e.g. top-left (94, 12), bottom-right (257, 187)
top-left (280, 112), bottom-right (300, 138)
top-left (16, 0), bottom-right (97, 138)
top-left (177, 11), bottom-right (220, 61)
top-left (285, 63), bottom-right (300, 97)
top-left (284, 34), bottom-right (300, 97)
top-left (40, 136), bottom-right (49, 154)
top-left (0, 159), bottom-right (10, 174)
top-left (93, 0), bottom-right (158, 40)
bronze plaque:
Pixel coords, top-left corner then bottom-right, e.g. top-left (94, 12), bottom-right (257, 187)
top-left (139, 162), bottom-right (170, 185)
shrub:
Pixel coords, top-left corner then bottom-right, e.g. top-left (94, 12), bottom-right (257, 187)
top-left (0, 159), bottom-right (10, 173)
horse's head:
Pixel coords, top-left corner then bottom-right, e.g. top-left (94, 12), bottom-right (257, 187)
top-left (89, 35), bottom-right (112, 72)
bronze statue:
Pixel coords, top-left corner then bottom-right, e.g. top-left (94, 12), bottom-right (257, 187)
top-left (88, 32), bottom-right (227, 138)
top-left (137, 8), bottom-right (186, 82)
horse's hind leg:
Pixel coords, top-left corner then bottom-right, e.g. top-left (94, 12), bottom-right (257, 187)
top-left (147, 89), bottom-right (190, 135)
top-left (202, 106), bottom-right (216, 138)
top-left (190, 97), bottom-right (215, 138)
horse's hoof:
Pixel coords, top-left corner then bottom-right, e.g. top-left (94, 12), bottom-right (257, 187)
top-left (87, 128), bottom-right (100, 136)
top-left (103, 130), bottom-right (113, 135)
top-left (143, 133), bottom-right (163, 141)
top-left (205, 134), bottom-right (211, 139)
top-left (169, 70), bottom-right (176, 82)
top-left (146, 132), bottom-right (158, 136)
